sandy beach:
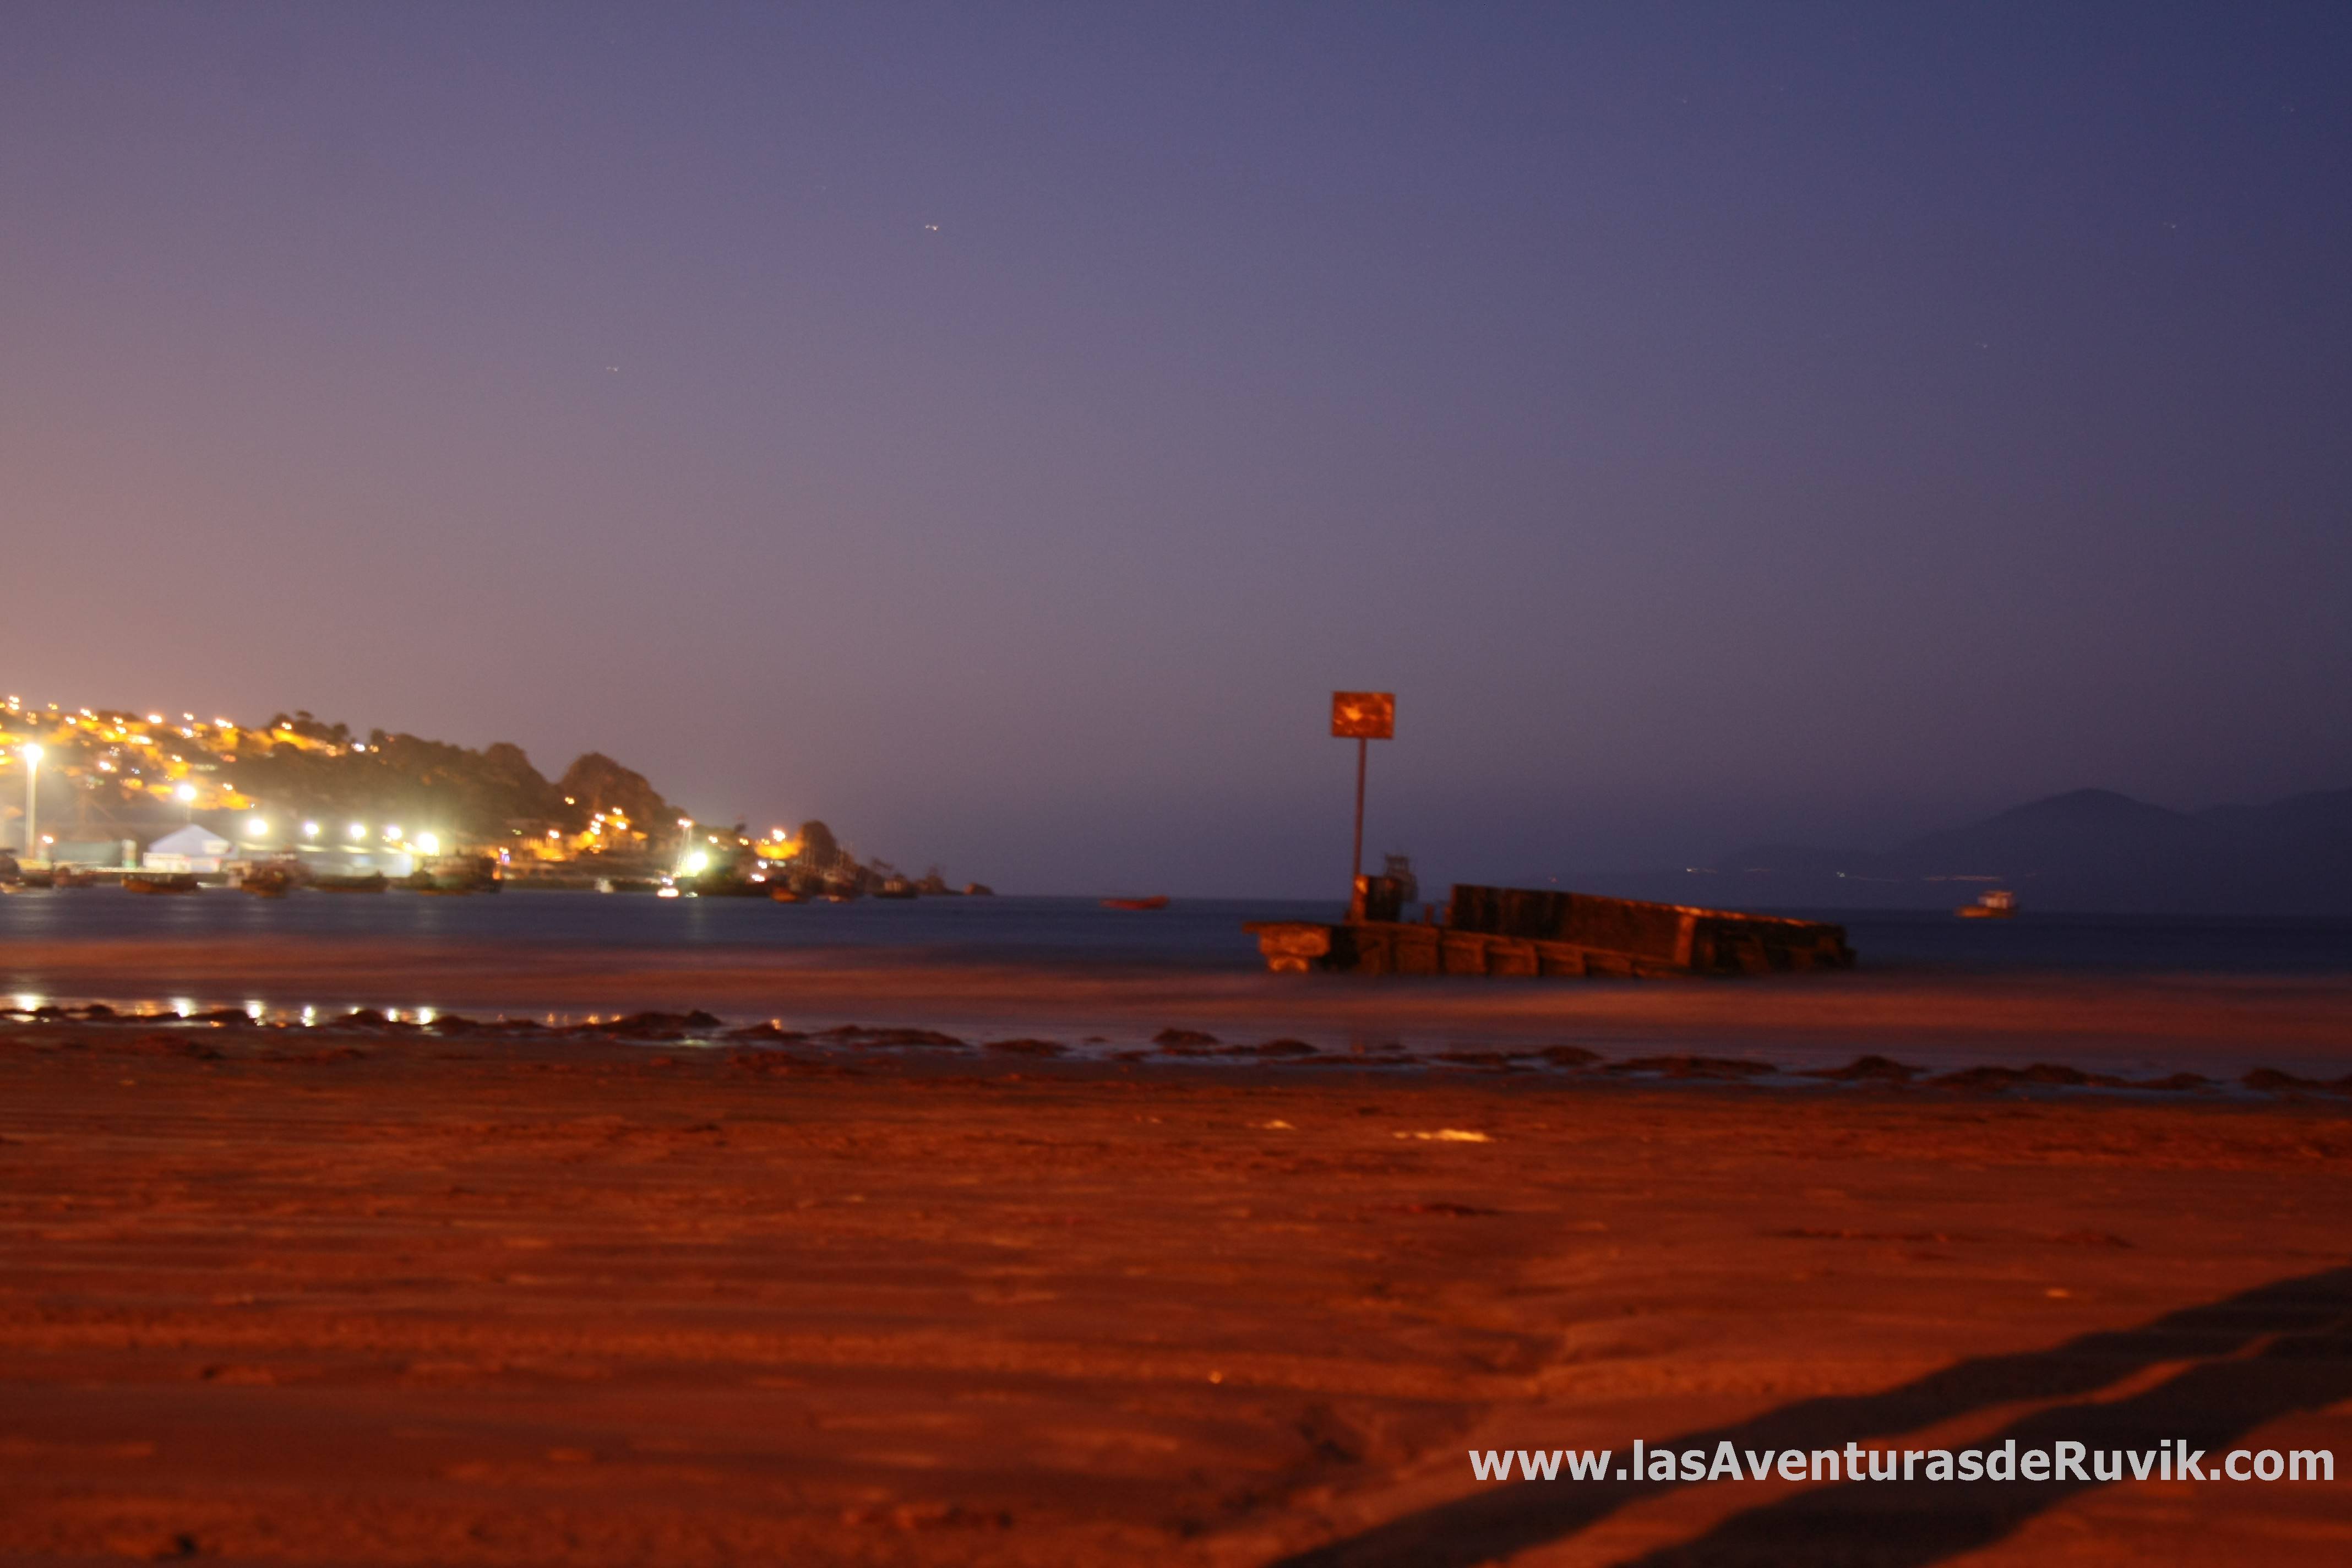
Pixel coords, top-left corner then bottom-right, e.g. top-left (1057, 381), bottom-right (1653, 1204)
top-left (4, 994), bottom-right (2349, 1565)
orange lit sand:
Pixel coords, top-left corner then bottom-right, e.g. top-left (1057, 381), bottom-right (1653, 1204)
top-left (3, 984), bottom-right (2350, 1565)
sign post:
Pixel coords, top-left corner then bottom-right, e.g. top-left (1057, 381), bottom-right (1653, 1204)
top-left (1329, 692), bottom-right (1394, 890)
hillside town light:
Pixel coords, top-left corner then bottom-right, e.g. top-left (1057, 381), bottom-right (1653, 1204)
top-left (19, 743), bottom-right (40, 864)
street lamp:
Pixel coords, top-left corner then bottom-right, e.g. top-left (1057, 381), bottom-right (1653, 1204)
top-left (175, 781), bottom-right (198, 823)
top-left (19, 743), bottom-right (40, 865)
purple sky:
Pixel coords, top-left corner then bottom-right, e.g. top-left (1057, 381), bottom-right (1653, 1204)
top-left (5, 4), bottom-right (2348, 895)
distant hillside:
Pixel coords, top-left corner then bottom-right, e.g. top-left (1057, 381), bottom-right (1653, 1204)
top-left (1594, 787), bottom-right (2352, 915)
top-left (230, 719), bottom-right (682, 845)
top-left (0, 701), bottom-right (685, 853)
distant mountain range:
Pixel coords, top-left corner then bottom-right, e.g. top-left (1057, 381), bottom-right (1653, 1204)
top-left (1587, 787), bottom-right (2352, 916)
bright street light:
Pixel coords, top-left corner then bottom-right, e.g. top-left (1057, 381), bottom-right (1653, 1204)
top-left (347, 823), bottom-right (366, 840)
top-left (247, 818), bottom-right (268, 837)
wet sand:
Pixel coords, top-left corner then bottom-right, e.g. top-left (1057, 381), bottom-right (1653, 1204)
top-left (8, 934), bottom-right (2352, 1078)
top-left (3, 1014), bottom-right (2349, 1565)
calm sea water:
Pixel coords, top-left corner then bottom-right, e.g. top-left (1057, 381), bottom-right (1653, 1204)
top-left (0, 888), bottom-right (2345, 975)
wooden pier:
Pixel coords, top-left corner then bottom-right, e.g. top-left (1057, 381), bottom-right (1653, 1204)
top-left (1245, 884), bottom-right (1853, 978)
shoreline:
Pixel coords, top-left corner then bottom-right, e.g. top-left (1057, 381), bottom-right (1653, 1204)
top-left (6, 934), bottom-right (2352, 1080)
top-left (5, 1000), bottom-right (2351, 1107)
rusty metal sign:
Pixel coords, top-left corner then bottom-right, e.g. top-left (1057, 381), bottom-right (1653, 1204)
top-left (1331, 691), bottom-right (1395, 740)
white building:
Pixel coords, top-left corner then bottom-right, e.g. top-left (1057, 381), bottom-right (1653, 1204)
top-left (142, 825), bottom-right (235, 874)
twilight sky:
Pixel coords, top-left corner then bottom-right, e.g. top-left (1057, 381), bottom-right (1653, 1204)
top-left (4, 3), bottom-right (2348, 895)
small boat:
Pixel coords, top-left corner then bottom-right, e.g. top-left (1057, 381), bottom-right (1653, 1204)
top-left (241, 867), bottom-right (295, 898)
top-left (313, 872), bottom-right (389, 894)
top-left (679, 873), bottom-right (765, 897)
top-left (1956, 889), bottom-right (2017, 919)
top-left (872, 876), bottom-right (917, 900)
top-left (124, 873), bottom-right (202, 895)
top-left (1101, 895), bottom-right (1170, 911)
top-left (769, 885), bottom-right (805, 903)
top-left (415, 857), bottom-right (499, 894)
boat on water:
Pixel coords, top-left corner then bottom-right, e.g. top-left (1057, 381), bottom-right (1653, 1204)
top-left (313, 872), bottom-right (389, 894)
top-left (240, 867), bottom-right (295, 898)
top-left (677, 873), bottom-right (766, 897)
top-left (124, 873), bottom-right (202, 895)
top-left (1101, 895), bottom-right (1170, 911)
top-left (1956, 888), bottom-right (2018, 919)
top-left (872, 875), bottom-right (917, 900)
top-left (768, 885), bottom-right (805, 903)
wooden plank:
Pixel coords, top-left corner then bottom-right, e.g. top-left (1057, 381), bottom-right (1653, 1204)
top-left (1487, 939), bottom-right (1539, 977)
top-left (1392, 925), bottom-right (1442, 976)
top-left (1440, 933), bottom-right (1490, 976)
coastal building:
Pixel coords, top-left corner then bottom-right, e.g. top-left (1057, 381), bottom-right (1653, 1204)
top-left (141, 825), bottom-right (236, 874)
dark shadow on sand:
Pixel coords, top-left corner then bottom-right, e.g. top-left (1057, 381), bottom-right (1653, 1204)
top-left (1275, 1264), bottom-right (2352, 1568)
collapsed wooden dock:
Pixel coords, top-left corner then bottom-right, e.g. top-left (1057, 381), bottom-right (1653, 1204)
top-left (1245, 884), bottom-right (1854, 978)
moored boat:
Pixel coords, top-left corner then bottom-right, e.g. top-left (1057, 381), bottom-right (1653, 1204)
top-left (124, 873), bottom-right (202, 895)
top-left (240, 867), bottom-right (295, 897)
top-left (1102, 895), bottom-right (1170, 911)
top-left (1956, 889), bottom-right (2017, 919)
